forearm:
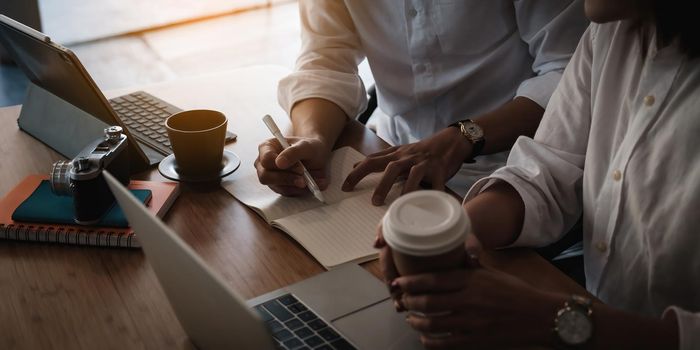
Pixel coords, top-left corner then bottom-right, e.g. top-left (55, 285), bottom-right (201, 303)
top-left (290, 98), bottom-right (349, 152)
top-left (475, 96), bottom-right (544, 155)
top-left (586, 302), bottom-right (679, 349)
top-left (528, 292), bottom-right (679, 349)
top-left (463, 181), bottom-right (524, 248)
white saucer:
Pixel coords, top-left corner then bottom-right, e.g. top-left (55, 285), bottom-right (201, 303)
top-left (158, 150), bottom-right (241, 182)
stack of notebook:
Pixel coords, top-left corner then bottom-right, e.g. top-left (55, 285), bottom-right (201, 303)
top-left (0, 174), bottom-right (179, 248)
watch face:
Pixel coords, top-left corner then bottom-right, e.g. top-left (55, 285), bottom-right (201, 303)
top-left (557, 309), bottom-right (593, 345)
top-left (465, 124), bottom-right (483, 139)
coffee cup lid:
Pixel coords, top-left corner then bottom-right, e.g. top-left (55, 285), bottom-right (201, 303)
top-left (382, 190), bottom-right (469, 257)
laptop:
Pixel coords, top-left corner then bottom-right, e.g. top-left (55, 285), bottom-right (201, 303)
top-left (104, 171), bottom-right (422, 350)
top-left (0, 15), bottom-right (234, 172)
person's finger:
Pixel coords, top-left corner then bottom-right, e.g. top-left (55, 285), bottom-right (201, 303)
top-left (382, 248), bottom-right (401, 294)
top-left (307, 168), bottom-right (329, 190)
top-left (464, 233), bottom-right (483, 268)
top-left (402, 159), bottom-right (428, 195)
top-left (394, 270), bottom-right (468, 295)
top-left (259, 171), bottom-right (306, 188)
top-left (269, 185), bottom-right (311, 197)
top-left (256, 159), bottom-right (306, 188)
top-left (405, 312), bottom-right (476, 334)
top-left (401, 290), bottom-right (470, 314)
top-left (373, 224), bottom-right (387, 249)
top-left (371, 158), bottom-right (414, 205)
top-left (366, 146), bottom-right (399, 158)
top-left (342, 155), bottom-right (392, 191)
top-left (258, 139), bottom-right (283, 170)
top-left (429, 163), bottom-right (447, 192)
top-left (275, 139), bottom-right (318, 169)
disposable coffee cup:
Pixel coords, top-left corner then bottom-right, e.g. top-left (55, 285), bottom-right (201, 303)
top-left (165, 109), bottom-right (227, 178)
top-left (382, 190), bottom-right (469, 277)
top-left (383, 190), bottom-right (470, 335)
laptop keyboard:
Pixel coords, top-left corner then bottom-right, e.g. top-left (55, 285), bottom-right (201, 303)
top-left (254, 294), bottom-right (357, 350)
top-left (109, 91), bottom-right (181, 156)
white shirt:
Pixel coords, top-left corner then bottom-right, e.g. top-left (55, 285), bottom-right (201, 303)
top-left (467, 22), bottom-right (700, 349)
top-left (278, 0), bottom-right (588, 192)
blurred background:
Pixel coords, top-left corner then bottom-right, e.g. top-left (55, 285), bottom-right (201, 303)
top-left (0, 0), bottom-right (374, 107)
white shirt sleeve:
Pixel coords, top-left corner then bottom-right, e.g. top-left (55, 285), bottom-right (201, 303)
top-left (664, 307), bottom-right (700, 350)
top-left (277, 0), bottom-right (368, 119)
top-left (513, 0), bottom-right (589, 108)
top-left (465, 25), bottom-right (595, 248)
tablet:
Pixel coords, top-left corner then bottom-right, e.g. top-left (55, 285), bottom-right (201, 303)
top-left (0, 14), bottom-right (150, 172)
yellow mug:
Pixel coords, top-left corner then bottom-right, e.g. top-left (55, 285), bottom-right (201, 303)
top-left (165, 109), bottom-right (227, 178)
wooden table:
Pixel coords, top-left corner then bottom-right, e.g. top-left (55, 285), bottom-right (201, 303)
top-left (0, 66), bottom-right (586, 349)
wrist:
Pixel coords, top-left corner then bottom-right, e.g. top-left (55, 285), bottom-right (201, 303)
top-left (446, 126), bottom-right (473, 162)
top-left (531, 293), bottom-right (570, 347)
top-left (449, 119), bottom-right (485, 162)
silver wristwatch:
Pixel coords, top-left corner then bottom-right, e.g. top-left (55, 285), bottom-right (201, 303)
top-left (554, 295), bottom-right (593, 347)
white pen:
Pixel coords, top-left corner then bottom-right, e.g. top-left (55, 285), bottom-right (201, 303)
top-left (262, 115), bottom-right (326, 204)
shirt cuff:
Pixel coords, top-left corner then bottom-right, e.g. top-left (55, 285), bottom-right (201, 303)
top-left (663, 306), bottom-right (700, 350)
top-left (515, 70), bottom-right (562, 109)
top-left (278, 69), bottom-right (368, 120)
top-left (464, 174), bottom-right (547, 249)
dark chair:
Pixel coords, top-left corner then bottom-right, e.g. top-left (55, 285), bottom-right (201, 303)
top-left (357, 85), bottom-right (377, 125)
top-left (535, 218), bottom-right (585, 286)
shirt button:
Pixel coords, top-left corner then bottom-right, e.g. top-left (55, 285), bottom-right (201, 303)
top-left (408, 7), bottom-right (418, 18)
top-left (612, 169), bottom-right (622, 181)
top-left (595, 241), bottom-right (608, 253)
top-left (644, 95), bottom-right (655, 106)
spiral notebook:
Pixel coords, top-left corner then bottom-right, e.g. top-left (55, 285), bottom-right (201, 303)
top-left (0, 174), bottom-right (180, 248)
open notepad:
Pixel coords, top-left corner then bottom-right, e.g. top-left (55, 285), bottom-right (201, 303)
top-left (222, 147), bottom-right (399, 269)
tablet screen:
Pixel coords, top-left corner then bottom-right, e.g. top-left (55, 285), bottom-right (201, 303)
top-left (0, 16), bottom-right (149, 171)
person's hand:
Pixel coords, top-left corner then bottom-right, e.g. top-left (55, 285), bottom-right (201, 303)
top-left (342, 127), bottom-right (472, 205)
top-left (392, 267), bottom-right (565, 349)
top-left (255, 137), bottom-right (331, 196)
top-left (374, 224), bottom-right (484, 309)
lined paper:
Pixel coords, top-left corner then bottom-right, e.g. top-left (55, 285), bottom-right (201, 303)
top-left (223, 147), bottom-right (381, 221)
top-left (273, 191), bottom-right (391, 269)
top-left (222, 146), bottom-right (401, 268)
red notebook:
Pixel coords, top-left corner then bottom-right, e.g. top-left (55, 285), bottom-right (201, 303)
top-left (0, 174), bottom-right (179, 248)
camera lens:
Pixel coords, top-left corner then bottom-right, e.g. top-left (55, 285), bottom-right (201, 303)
top-left (50, 160), bottom-right (73, 196)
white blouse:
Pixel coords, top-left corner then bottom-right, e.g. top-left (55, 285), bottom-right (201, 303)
top-left (467, 22), bottom-right (700, 349)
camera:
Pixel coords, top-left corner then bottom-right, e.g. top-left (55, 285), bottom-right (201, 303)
top-left (50, 126), bottom-right (130, 225)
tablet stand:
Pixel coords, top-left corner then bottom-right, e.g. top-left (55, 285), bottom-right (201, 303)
top-left (17, 82), bottom-right (109, 159)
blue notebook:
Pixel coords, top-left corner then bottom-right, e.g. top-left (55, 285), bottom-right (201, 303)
top-left (11, 180), bottom-right (151, 228)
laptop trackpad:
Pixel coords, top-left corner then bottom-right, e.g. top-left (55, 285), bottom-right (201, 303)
top-left (287, 264), bottom-right (388, 321)
top-left (332, 299), bottom-right (423, 350)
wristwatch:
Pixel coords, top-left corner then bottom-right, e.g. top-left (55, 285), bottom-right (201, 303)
top-left (449, 119), bottom-right (485, 163)
top-left (554, 295), bottom-right (594, 348)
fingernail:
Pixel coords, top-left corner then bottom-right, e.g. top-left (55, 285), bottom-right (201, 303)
top-left (374, 235), bottom-right (386, 248)
top-left (393, 299), bottom-right (406, 313)
top-left (466, 253), bottom-right (481, 268)
top-left (389, 280), bottom-right (401, 295)
top-left (373, 236), bottom-right (381, 248)
top-left (372, 196), bottom-right (383, 206)
top-left (294, 177), bottom-right (305, 188)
